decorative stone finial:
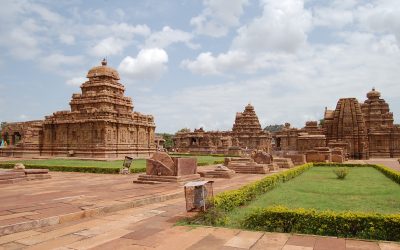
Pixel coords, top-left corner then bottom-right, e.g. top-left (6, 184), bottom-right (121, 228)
top-left (372, 87), bottom-right (375, 91)
top-left (101, 58), bottom-right (107, 66)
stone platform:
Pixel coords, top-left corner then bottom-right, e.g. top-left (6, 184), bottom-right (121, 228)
top-left (274, 157), bottom-right (295, 168)
top-left (133, 174), bottom-right (202, 184)
top-left (0, 169), bottom-right (51, 185)
top-left (198, 165), bottom-right (236, 178)
top-left (225, 158), bottom-right (270, 174)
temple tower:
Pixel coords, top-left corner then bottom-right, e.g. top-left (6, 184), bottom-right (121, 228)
top-left (361, 88), bottom-right (395, 157)
top-left (232, 104), bottom-right (262, 133)
top-left (232, 104), bottom-right (271, 152)
top-left (41, 59), bottom-right (156, 158)
top-left (324, 98), bottom-right (369, 159)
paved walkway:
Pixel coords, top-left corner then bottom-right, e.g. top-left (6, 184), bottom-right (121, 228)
top-left (365, 158), bottom-right (400, 172)
top-left (0, 196), bottom-right (399, 250)
top-left (0, 167), bottom-right (268, 236)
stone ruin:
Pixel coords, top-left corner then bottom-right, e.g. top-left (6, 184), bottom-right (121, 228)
top-left (198, 165), bottom-right (235, 179)
top-left (273, 158), bottom-right (294, 169)
top-left (0, 59), bottom-right (156, 158)
top-left (0, 163), bottom-right (51, 185)
top-left (134, 152), bottom-right (201, 184)
top-left (224, 150), bottom-right (277, 174)
top-left (173, 104), bottom-right (272, 155)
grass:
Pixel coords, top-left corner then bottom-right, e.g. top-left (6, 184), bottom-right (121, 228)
top-left (0, 155), bottom-right (225, 169)
top-left (225, 166), bottom-right (400, 227)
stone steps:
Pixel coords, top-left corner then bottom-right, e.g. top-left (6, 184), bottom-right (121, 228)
top-left (134, 174), bottom-right (202, 184)
top-left (0, 171), bottom-right (26, 180)
top-left (0, 178), bottom-right (28, 185)
top-left (273, 158), bottom-right (295, 169)
top-left (227, 165), bottom-right (269, 174)
top-left (0, 169), bottom-right (51, 185)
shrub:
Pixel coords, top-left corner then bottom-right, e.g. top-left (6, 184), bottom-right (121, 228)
top-left (333, 167), bottom-right (349, 179)
top-left (213, 160), bottom-right (224, 164)
top-left (241, 206), bottom-right (400, 241)
top-left (187, 207), bottom-right (228, 226)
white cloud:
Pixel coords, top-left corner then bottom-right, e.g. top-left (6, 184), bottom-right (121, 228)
top-left (90, 37), bottom-right (129, 57)
top-left (181, 50), bottom-right (268, 75)
top-left (86, 23), bottom-right (151, 56)
top-left (118, 48), bottom-right (169, 81)
top-left (8, 28), bottom-right (41, 59)
top-left (18, 114), bottom-right (28, 120)
top-left (59, 34), bottom-right (75, 45)
top-left (84, 23), bottom-right (150, 39)
top-left (313, 7), bottom-right (354, 29)
top-left (39, 53), bottom-right (85, 73)
top-left (355, 0), bottom-right (400, 43)
top-left (183, 0), bottom-right (313, 76)
top-left (29, 3), bottom-right (63, 23)
top-left (232, 0), bottom-right (312, 53)
top-left (191, 0), bottom-right (249, 37)
top-left (66, 77), bottom-right (86, 86)
top-left (144, 26), bottom-right (199, 49)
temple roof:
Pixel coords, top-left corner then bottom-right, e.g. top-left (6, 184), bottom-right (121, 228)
top-left (86, 59), bottom-right (120, 80)
top-left (366, 87), bottom-right (381, 99)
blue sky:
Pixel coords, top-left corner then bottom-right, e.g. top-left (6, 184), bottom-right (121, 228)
top-left (1, 0), bottom-right (400, 133)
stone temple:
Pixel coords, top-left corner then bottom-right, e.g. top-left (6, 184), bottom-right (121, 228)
top-left (1, 59), bottom-right (156, 158)
top-left (273, 88), bottom-right (400, 160)
top-left (173, 104), bottom-right (272, 155)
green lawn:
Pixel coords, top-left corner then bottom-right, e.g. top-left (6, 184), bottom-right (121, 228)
top-left (225, 167), bottom-right (400, 226)
top-left (1, 155), bottom-right (225, 169)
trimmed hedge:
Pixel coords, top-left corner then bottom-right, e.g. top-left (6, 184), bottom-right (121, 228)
top-left (193, 162), bottom-right (400, 241)
top-left (0, 163), bottom-right (146, 174)
top-left (214, 163), bottom-right (313, 212)
top-left (241, 206), bottom-right (400, 241)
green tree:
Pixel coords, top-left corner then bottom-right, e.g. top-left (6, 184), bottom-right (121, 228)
top-left (156, 133), bottom-right (174, 149)
top-left (0, 122), bottom-right (7, 130)
top-left (263, 124), bottom-right (284, 133)
top-left (177, 128), bottom-right (191, 133)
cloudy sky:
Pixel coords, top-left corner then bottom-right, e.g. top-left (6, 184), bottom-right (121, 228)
top-left (1, 0), bottom-right (400, 133)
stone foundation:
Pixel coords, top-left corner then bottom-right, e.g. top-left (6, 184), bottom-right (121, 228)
top-left (225, 157), bottom-right (270, 174)
top-left (273, 158), bottom-right (294, 169)
top-left (198, 165), bottom-right (235, 178)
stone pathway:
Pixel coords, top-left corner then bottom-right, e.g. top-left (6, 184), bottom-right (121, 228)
top-left (0, 196), bottom-right (399, 250)
top-left (366, 158), bottom-right (400, 172)
top-left (0, 168), bottom-right (268, 236)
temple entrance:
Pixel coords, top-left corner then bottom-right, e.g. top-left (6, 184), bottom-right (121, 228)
top-left (12, 132), bottom-right (22, 145)
top-left (2, 132), bottom-right (9, 145)
top-left (275, 138), bottom-right (281, 149)
top-left (191, 138), bottom-right (198, 146)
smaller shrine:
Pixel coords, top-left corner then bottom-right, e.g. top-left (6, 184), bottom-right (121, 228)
top-left (173, 104), bottom-right (272, 155)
